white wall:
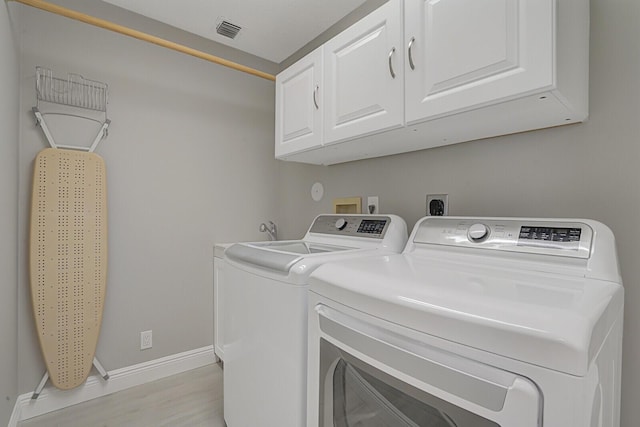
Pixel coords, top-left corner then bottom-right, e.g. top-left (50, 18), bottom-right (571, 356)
top-left (0, 2), bottom-right (20, 424)
top-left (277, 0), bottom-right (640, 425)
top-left (16, 1), bottom-right (279, 394)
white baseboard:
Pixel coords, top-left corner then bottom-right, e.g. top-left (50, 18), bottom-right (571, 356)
top-left (9, 345), bottom-right (215, 426)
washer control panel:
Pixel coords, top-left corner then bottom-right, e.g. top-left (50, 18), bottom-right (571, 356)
top-left (309, 215), bottom-right (390, 239)
top-left (413, 218), bottom-right (593, 258)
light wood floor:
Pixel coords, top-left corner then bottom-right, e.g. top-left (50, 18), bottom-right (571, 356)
top-left (18, 363), bottom-right (225, 427)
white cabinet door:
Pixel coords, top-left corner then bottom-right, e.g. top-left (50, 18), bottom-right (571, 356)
top-left (323, 0), bottom-right (404, 145)
top-left (405, 0), bottom-right (555, 124)
top-left (275, 47), bottom-right (323, 158)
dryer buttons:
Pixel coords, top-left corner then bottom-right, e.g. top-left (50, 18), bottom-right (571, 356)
top-left (335, 218), bottom-right (348, 230)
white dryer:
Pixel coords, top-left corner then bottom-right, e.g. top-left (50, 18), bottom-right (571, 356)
top-left (221, 214), bottom-right (408, 427)
top-left (307, 217), bottom-right (624, 427)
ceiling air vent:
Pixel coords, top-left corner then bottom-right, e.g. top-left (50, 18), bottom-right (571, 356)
top-left (216, 20), bottom-right (241, 39)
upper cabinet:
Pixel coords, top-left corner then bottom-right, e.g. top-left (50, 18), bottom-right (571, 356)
top-left (405, 0), bottom-right (554, 122)
top-left (275, 47), bottom-right (323, 158)
top-left (323, 0), bottom-right (404, 144)
top-left (276, 0), bottom-right (589, 165)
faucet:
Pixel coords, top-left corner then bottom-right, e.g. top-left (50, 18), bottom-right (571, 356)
top-left (259, 221), bottom-right (278, 241)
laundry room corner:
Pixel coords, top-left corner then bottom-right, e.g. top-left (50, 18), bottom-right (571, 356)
top-left (0, 1), bottom-right (21, 425)
top-left (13, 0), bottom-right (281, 406)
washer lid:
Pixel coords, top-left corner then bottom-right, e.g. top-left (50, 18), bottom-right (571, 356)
top-left (308, 254), bottom-right (624, 376)
top-left (225, 241), bottom-right (354, 273)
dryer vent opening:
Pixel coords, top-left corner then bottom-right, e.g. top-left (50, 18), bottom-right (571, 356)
top-left (216, 20), bottom-right (241, 39)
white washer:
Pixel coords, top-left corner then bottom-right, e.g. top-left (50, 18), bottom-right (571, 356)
top-left (307, 217), bottom-right (624, 427)
top-left (221, 214), bottom-right (408, 427)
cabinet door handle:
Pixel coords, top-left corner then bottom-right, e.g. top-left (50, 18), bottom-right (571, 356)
top-left (388, 47), bottom-right (396, 79)
top-left (313, 85), bottom-right (319, 109)
top-left (408, 37), bottom-right (416, 70)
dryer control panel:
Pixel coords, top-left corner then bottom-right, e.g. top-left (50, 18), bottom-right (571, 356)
top-left (309, 215), bottom-right (390, 239)
top-left (412, 218), bottom-right (594, 259)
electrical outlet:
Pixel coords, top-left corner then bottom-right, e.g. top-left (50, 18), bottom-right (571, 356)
top-left (426, 194), bottom-right (448, 216)
top-left (367, 196), bottom-right (379, 214)
top-left (140, 330), bottom-right (152, 350)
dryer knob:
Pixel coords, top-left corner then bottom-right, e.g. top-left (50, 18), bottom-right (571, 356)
top-left (335, 218), bottom-right (348, 230)
top-left (468, 223), bottom-right (489, 241)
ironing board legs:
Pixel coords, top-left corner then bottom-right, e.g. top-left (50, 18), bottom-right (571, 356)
top-left (93, 357), bottom-right (110, 380)
top-left (31, 357), bottom-right (109, 399)
top-left (31, 371), bottom-right (49, 399)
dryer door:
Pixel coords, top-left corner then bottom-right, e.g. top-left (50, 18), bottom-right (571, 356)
top-left (313, 304), bottom-right (542, 427)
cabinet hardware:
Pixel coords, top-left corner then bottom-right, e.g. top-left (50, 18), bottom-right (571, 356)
top-left (313, 85), bottom-right (319, 109)
top-left (388, 47), bottom-right (396, 79)
top-left (408, 37), bottom-right (416, 70)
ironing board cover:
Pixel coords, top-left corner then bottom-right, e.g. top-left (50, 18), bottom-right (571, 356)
top-left (29, 148), bottom-right (108, 390)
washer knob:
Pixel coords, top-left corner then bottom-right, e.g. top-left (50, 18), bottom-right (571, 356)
top-left (335, 218), bottom-right (348, 230)
top-left (468, 223), bottom-right (489, 241)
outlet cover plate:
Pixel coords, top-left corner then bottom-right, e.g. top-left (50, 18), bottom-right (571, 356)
top-left (141, 330), bottom-right (152, 350)
top-left (367, 196), bottom-right (379, 214)
top-left (426, 194), bottom-right (448, 216)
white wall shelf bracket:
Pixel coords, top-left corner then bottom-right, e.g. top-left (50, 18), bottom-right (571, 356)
top-left (32, 66), bottom-right (111, 152)
top-left (33, 107), bottom-right (111, 153)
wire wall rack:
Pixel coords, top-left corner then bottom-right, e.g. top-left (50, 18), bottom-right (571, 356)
top-left (36, 66), bottom-right (108, 112)
top-left (33, 66), bottom-right (111, 153)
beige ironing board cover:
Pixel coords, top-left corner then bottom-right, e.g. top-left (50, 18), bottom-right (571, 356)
top-left (30, 148), bottom-right (108, 390)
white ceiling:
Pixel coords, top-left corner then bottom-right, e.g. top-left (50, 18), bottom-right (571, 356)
top-left (101, 0), bottom-right (366, 63)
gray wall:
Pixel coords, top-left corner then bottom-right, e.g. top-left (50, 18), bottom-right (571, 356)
top-left (0, 2), bottom-right (20, 424)
top-left (16, 0), bottom-right (279, 394)
top-left (277, 0), bottom-right (640, 425)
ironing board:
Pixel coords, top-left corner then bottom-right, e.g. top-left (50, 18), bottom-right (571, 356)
top-left (29, 148), bottom-right (109, 393)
